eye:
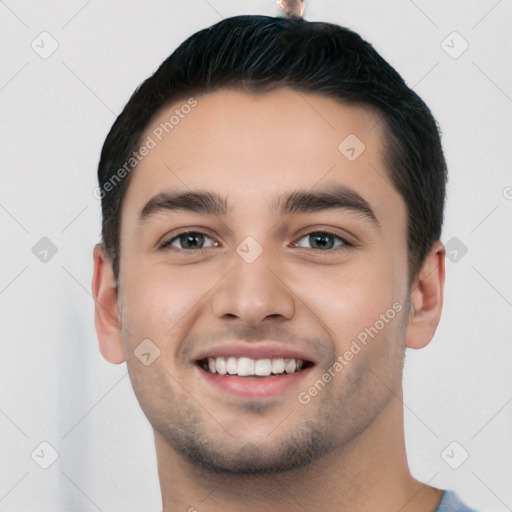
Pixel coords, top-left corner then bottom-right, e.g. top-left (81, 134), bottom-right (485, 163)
top-left (159, 231), bottom-right (217, 251)
top-left (292, 231), bottom-right (351, 252)
top-left (158, 229), bottom-right (352, 253)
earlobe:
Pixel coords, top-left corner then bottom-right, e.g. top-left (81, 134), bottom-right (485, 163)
top-left (91, 243), bottom-right (126, 364)
top-left (406, 241), bottom-right (446, 350)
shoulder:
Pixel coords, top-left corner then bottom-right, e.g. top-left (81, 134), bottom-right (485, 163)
top-left (435, 490), bottom-right (479, 512)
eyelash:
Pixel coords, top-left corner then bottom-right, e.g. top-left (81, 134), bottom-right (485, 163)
top-left (158, 229), bottom-right (354, 254)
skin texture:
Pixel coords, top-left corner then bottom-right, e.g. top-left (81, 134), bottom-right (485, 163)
top-left (92, 89), bottom-right (446, 511)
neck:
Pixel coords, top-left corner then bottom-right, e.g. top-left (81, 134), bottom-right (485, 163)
top-left (155, 394), bottom-right (442, 512)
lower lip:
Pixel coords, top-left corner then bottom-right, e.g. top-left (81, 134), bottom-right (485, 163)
top-left (196, 364), bottom-right (314, 398)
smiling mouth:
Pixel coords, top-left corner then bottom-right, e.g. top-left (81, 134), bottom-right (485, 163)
top-left (197, 356), bottom-right (314, 377)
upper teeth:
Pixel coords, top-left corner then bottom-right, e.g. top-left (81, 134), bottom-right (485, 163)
top-left (205, 357), bottom-right (305, 376)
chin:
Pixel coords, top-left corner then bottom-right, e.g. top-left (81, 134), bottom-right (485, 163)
top-left (163, 418), bottom-right (333, 476)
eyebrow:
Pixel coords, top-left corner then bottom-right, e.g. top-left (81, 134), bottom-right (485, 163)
top-left (138, 185), bottom-right (380, 228)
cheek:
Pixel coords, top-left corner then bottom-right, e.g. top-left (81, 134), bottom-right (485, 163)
top-left (292, 257), bottom-right (399, 346)
top-left (119, 261), bottom-right (206, 343)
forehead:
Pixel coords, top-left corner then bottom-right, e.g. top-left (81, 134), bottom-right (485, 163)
top-left (122, 88), bottom-right (403, 223)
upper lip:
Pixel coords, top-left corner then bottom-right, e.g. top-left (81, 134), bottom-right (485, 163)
top-left (194, 342), bottom-right (317, 364)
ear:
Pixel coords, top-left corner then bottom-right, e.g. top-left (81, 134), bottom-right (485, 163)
top-left (91, 243), bottom-right (125, 364)
top-left (406, 240), bottom-right (446, 349)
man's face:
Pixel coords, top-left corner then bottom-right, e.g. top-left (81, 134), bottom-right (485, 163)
top-left (116, 89), bottom-right (410, 474)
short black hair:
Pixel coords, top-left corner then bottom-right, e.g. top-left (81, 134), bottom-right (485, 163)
top-left (97, 14), bottom-right (447, 284)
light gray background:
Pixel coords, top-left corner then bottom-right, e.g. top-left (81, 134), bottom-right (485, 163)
top-left (1, 1), bottom-right (511, 511)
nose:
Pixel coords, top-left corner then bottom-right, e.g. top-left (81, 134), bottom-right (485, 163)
top-left (211, 247), bottom-right (295, 327)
